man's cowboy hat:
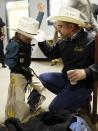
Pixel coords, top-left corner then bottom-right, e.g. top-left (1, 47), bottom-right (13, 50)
top-left (7, 17), bottom-right (39, 38)
top-left (0, 17), bottom-right (5, 27)
top-left (47, 6), bottom-right (87, 27)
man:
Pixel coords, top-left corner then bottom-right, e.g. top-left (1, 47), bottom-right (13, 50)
top-left (36, 6), bottom-right (95, 113)
top-left (50, 0), bottom-right (98, 66)
top-left (0, 17), bottom-right (6, 68)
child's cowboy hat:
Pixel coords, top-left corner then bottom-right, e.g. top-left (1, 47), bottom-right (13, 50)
top-left (47, 6), bottom-right (87, 28)
top-left (7, 17), bottom-right (39, 38)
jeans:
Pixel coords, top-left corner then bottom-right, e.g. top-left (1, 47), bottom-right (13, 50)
top-left (39, 72), bottom-right (91, 112)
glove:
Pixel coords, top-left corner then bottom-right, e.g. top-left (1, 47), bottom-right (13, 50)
top-left (22, 67), bottom-right (33, 83)
top-left (27, 89), bottom-right (41, 112)
top-left (34, 29), bottom-right (47, 42)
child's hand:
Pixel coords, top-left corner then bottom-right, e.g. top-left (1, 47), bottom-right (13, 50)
top-left (37, 3), bottom-right (45, 12)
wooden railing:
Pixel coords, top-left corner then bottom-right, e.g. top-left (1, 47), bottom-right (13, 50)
top-left (92, 34), bottom-right (98, 124)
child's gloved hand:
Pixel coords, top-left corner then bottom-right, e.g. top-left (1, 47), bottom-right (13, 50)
top-left (22, 67), bottom-right (33, 83)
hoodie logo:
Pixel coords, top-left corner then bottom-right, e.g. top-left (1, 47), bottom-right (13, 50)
top-left (74, 45), bottom-right (84, 52)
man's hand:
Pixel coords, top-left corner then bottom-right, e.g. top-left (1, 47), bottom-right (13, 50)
top-left (37, 3), bottom-right (44, 12)
top-left (67, 69), bottom-right (86, 83)
top-left (34, 30), bottom-right (46, 42)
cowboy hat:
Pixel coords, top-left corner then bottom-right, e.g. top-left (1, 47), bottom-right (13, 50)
top-left (47, 6), bottom-right (87, 27)
top-left (7, 17), bottom-right (39, 38)
top-left (0, 18), bottom-right (5, 27)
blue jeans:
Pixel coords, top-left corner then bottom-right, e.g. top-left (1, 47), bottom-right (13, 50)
top-left (39, 72), bottom-right (91, 112)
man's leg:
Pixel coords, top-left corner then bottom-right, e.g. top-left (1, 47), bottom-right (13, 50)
top-left (49, 85), bottom-right (91, 112)
top-left (39, 72), bottom-right (66, 94)
top-left (28, 72), bottom-right (67, 112)
top-left (39, 72), bottom-right (91, 112)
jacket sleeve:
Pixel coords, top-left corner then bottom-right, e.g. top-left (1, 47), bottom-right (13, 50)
top-left (5, 40), bottom-right (19, 69)
top-left (36, 12), bottom-right (44, 28)
top-left (38, 41), bottom-right (60, 60)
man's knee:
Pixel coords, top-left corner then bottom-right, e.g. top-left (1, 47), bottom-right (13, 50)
top-left (39, 74), bottom-right (45, 81)
top-left (49, 103), bottom-right (55, 112)
top-left (39, 73), bottom-right (51, 83)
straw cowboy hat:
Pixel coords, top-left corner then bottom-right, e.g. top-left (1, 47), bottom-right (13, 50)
top-left (47, 6), bottom-right (87, 27)
top-left (8, 17), bottom-right (39, 38)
